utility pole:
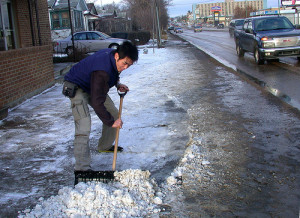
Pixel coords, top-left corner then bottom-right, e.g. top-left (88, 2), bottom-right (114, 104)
top-left (245, 0), bottom-right (247, 18)
top-left (155, 0), bottom-right (162, 48)
top-left (225, 1), bottom-right (227, 26)
top-left (152, 0), bottom-right (155, 52)
top-left (68, 0), bottom-right (75, 62)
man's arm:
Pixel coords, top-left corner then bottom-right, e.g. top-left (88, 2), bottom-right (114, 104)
top-left (90, 71), bottom-right (115, 126)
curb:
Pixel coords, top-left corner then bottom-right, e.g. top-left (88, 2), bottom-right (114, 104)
top-left (54, 63), bottom-right (76, 82)
top-left (171, 33), bottom-right (300, 112)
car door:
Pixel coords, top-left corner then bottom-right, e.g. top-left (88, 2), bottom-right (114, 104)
top-left (245, 20), bottom-right (256, 53)
top-left (242, 20), bottom-right (255, 52)
top-left (229, 21), bottom-right (235, 36)
top-left (87, 32), bottom-right (107, 52)
top-left (73, 32), bottom-right (89, 52)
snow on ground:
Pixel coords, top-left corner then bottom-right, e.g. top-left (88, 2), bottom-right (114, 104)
top-left (15, 41), bottom-right (195, 217)
top-left (19, 170), bottom-right (162, 217)
top-left (18, 144), bottom-right (201, 218)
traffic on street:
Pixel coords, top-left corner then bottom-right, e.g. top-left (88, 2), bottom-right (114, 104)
top-left (171, 26), bottom-right (300, 111)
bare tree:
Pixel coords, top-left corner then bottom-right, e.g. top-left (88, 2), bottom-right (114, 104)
top-left (122, 0), bottom-right (170, 31)
top-left (233, 5), bottom-right (256, 19)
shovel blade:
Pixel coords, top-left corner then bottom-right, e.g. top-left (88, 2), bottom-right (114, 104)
top-left (74, 171), bottom-right (115, 185)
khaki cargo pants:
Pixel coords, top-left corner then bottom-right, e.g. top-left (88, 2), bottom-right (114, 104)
top-left (70, 88), bottom-right (118, 171)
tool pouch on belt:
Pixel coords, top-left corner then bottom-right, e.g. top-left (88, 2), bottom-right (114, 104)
top-left (62, 81), bottom-right (78, 98)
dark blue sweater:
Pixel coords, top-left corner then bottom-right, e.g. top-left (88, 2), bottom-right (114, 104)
top-left (64, 49), bottom-right (120, 126)
top-left (64, 48), bottom-right (119, 94)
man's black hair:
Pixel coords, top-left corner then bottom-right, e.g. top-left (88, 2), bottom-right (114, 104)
top-left (115, 41), bottom-right (139, 62)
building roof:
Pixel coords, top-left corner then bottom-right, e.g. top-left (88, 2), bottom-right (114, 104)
top-left (87, 3), bottom-right (98, 15)
top-left (48, 0), bottom-right (88, 10)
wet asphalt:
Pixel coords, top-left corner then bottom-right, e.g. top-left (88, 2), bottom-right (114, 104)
top-left (161, 34), bottom-right (300, 217)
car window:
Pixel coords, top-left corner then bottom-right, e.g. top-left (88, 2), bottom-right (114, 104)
top-left (87, 32), bottom-right (101, 40)
top-left (97, 32), bottom-right (110, 39)
top-left (255, 19), bottom-right (265, 31)
top-left (74, 33), bottom-right (87, 40)
top-left (235, 20), bottom-right (244, 26)
top-left (255, 17), bottom-right (294, 31)
top-left (268, 18), bottom-right (293, 29)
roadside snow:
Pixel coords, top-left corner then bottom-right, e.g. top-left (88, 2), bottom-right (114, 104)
top-left (18, 142), bottom-right (203, 217)
top-left (19, 169), bottom-right (162, 217)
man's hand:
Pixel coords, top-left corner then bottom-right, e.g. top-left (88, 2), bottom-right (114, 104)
top-left (112, 118), bottom-right (123, 128)
top-left (117, 83), bottom-right (129, 93)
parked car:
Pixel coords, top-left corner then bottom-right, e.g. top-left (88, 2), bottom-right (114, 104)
top-left (174, 27), bottom-right (183, 33)
top-left (234, 16), bottom-right (300, 64)
top-left (194, 25), bottom-right (203, 32)
top-left (54, 31), bottom-right (127, 56)
top-left (217, 23), bottom-right (224, 29)
top-left (110, 31), bottom-right (151, 45)
top-left (229, 19), bottom-right (245, 37)
top-left (168, 26), bottom-right (175, 31)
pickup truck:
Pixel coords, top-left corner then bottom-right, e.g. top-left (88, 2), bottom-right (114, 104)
top-left (234, 16), bottom-right (300, 64)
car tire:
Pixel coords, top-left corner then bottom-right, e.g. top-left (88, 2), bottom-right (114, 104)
top-left (66, 47), bottom-right (74, 57)
top-left (236, 43), bottom-right (245, 57)
top-left (109, 43), bottom-right (119, 49)
top-left (297, 56), bottom-right (300, 61)
top-left (254, 46), bottom-right (264, 65)
top-left (266, 58), bottom-right (279, 63)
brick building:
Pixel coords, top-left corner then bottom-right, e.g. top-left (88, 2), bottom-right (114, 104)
top-left (193, 0), bottom-right (264, 25)
top-left (0, 0), bottom-right (53, 119)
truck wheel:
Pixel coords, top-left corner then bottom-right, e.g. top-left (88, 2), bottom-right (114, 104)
top-left (236, 43), bottom-right (245, 57)
top-left (254, 46), bottom-right (264, 65)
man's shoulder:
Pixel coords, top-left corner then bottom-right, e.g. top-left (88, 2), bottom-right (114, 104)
top-left (95, 48), bottom-right (113, 56)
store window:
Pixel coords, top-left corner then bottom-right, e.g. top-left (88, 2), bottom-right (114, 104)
top-left (0, 0), bottom-right (16, 51)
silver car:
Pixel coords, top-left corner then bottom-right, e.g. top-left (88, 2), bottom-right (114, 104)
top-left (54, 31), bottom-right (127, 55)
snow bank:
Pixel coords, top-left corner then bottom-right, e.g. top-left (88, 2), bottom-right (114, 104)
top-left (19, 169), bottom-right (162, 217)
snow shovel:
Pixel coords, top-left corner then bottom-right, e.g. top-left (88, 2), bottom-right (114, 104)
top-left (74, 91), bottom-right (127, 185)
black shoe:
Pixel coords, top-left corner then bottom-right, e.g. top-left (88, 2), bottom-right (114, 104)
top-left (98, 146), bottom-right (123, 153)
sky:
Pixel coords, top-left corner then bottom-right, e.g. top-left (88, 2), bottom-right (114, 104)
top-left (93, 0), bottom-right (280, 17)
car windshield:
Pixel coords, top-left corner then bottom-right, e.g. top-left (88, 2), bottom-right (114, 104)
top-left (97, 32), bottom-right (111, 39)
top-left (255, 17), bottom-right (294, 31)
top-left (235, 20), bottom-right (244, 26)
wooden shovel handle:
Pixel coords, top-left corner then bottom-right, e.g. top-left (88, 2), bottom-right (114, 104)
top-left (112, 96), bottom-right (124, 171)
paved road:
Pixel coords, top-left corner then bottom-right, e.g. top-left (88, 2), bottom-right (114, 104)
top-left (174, 28), bottom-right (300, 111)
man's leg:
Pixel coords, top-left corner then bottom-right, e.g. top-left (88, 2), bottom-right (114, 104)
top-left (71, 88), bottom-right (91, 171)
top-left (98, 95), bottom-right (119, 151)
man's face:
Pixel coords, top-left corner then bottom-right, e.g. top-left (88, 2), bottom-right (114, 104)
top-left (114, 53), bottom-right (133, 72)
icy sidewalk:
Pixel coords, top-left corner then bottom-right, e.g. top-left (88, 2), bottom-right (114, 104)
top-left (0, 40), bottom-right (193, 216)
